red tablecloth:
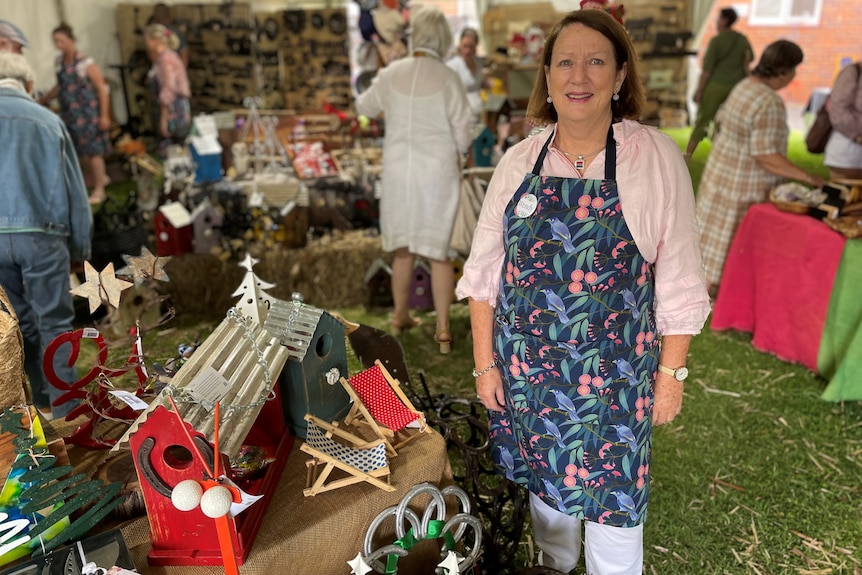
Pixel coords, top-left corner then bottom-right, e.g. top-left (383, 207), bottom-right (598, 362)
top-left (711, 203), bottom-right (846, 371)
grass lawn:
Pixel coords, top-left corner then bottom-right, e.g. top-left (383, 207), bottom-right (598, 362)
top-left (93, 127), bottom-right (860, 574)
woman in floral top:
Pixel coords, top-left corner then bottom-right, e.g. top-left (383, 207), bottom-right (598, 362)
top-left (40, 23), bottom-right (111, 204)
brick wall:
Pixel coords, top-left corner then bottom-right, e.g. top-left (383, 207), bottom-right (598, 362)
top-left (696, 0), bottom-right (862, 104)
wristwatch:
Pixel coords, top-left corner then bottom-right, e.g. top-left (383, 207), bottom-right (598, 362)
top-left (657, 364), bottom-right (689, 382)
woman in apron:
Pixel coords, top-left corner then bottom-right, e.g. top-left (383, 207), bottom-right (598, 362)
top-left (457, 11), bottom-right (710, 574)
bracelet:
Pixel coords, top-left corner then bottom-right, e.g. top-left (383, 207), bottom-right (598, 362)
top-left (472, 360), bottom-right (498, 378)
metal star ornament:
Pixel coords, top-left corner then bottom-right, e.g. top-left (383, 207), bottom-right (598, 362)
top-left (438, 550), bottom-right (462, 575)
top-left (238, 253), bottom-right (260, 272)
top-left (119, 246), bottom-right (171, 286)
top-left (347, 552), bottom-right (373, 575)
top-left (71, 262), bottom-right (133, 313)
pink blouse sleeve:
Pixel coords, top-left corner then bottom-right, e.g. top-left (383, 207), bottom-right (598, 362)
top-left (643, 130), bottom-right (711, 335)
top-left (828, 63), bottom-right (862, 140)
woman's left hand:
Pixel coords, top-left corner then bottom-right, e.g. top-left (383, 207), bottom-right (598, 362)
top-left (99, 116), bottom-right (111, 131)
top-left (160, 118), bottom-right (170, 138)
top-left (652, 372), bottom-right (683, 426)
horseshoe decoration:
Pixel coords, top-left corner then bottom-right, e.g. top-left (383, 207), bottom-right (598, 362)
top-left (360, 483), bottom-right (482, 573)
top-left (135, 428), bottom-right (217, 499)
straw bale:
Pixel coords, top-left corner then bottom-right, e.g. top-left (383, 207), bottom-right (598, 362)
top-left (0, 285), bottom-right (27, 408)
top-left (159, 231), bottom-right (388, 318)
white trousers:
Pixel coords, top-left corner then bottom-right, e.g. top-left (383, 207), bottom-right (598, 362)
top-left (530, 492), bottom-right (644, 574)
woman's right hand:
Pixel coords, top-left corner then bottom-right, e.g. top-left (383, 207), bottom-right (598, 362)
top-left (476, 369), bottom-right (506, 412)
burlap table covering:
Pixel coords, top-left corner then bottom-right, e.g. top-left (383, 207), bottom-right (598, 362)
top-left (51, 417), bottom-right (454, 575)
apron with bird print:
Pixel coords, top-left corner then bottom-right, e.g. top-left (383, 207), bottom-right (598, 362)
top-left (489, 126), bottom-right (658, 528)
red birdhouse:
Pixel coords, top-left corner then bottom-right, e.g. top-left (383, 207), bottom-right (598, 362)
top-left (155, 202), bottom-right (193, 257)
top-left (128, 395), bottom-right (293, 567)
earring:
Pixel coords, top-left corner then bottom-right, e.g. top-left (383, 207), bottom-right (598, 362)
top-left (546, 95), bottom-right (553, 103)
top-left (612, 92), bottom-right (620, 101)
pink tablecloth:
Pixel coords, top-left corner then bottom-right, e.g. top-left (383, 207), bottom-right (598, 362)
top-left (711, 203), bottom-right (846, 371)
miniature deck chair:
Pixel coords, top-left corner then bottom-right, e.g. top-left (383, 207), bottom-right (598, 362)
top-left (301, 414), bottom-right (395, 496)
top-left (340, 360), bottom-right (429, 457)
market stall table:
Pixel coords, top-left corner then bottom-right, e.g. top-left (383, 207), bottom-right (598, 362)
top-left (711, 202), bottom-right (862, 400)
top-left (53, 419), bottom-right (453, 575)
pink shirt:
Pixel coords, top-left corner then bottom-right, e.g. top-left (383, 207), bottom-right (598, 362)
top-left (456, 120), bottom-right (711, 336)
top-left (153, 49), bottom-right (190, 107)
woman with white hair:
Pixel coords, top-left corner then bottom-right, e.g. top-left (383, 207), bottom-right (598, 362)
top-left (356, 5), bottom-right (473, 353)
top-left (144, 23), bottom-right (190, 156)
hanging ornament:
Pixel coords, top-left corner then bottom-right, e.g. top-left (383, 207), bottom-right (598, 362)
top-left (118, 246), bottom-right (172, 286)
top-left (71, 262), bottom-right (133, 313)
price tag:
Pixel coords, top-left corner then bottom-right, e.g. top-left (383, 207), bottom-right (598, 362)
top-left (82, 327), bottom-right (100, 339)
top-left (185, 367), bottom-right (230, 410)
top-left (109, 390), bottom-right (148, 411)
top-left (249, 189), bottom-right (264, 207)
top-left (220, 476), bottom-right (264, 517)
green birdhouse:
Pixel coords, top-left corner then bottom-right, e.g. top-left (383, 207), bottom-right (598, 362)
top-left (264, 297), bottom-right (351, 438)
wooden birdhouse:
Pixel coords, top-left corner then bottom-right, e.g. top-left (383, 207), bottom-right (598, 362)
top-left (191, 198), bottom-right (224, 255)
top-left (364, 258), bottom-right (393, 308)
top-left (116, 310), bottom-right (294, 567)
top-left (408, 260), bottom-right (433, 311)
top-left (155, 202), bottom-right (193, 257)
top-left (264, 299), bottom-right (351, 439)
top-left (470, 125), bottom-right (496, 168)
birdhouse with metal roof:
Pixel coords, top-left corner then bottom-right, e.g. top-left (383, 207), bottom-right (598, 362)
top-left (264, 296), bottom-right (350, 438)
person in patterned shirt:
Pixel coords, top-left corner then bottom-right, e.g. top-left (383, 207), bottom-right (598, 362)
top-left (697, 40), bottom-right (825, 293)
top-left (144, 23), bottom-right (190, 157)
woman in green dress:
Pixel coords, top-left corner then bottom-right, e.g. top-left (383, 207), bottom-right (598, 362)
top-left (685, 8), bottom-right (752, 159)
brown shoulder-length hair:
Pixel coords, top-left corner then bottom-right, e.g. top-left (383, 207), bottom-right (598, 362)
top-left (526, 9), bottom-right (644, 124)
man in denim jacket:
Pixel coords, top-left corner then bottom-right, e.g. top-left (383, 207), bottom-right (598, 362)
top-left (0, 52), bottom-right (92, 418)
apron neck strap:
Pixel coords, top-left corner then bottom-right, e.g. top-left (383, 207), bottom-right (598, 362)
top-left (532, 124), bottom-right (618, 180)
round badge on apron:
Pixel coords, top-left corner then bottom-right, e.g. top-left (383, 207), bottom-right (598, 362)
top-left (514, 193), bottom-right (538, 218)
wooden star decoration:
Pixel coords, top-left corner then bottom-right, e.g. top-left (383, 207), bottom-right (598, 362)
top-left (71, 262), bottom-right (133, 313)
top-left (347, 552), bottom-right (372, 575)
top-left (119, 247), bottom-right (171, 286)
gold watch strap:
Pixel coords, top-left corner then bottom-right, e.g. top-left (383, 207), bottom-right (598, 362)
top-left (657, 364), bottom-right (676, 377)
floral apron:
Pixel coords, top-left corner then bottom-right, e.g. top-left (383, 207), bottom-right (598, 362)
top-left (490, 126), bottom-right (659, 528)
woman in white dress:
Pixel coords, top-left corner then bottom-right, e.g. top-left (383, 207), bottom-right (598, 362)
top-left (447, 28), bottom-right (485, 119)
top-left (356, 5), bottom-right (473, 353)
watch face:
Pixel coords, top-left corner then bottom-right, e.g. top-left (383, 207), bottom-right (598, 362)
top-left (675, 367), bottom-right (689, 381)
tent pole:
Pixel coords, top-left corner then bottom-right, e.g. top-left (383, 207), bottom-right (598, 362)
top-left (55, 0), bottom-right (67, 24)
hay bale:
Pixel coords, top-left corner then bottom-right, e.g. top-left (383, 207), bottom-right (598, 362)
top-left (255, 230), bottom-right (388, 308)
top-left (159, 231), bottom-right (388, 318)
top-left (0, 286), bottom-right (28, 408)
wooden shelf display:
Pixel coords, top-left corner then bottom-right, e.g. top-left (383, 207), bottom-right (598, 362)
top-left (624, 0), bottom-right (693, 127)
top-left (115, 4), bottom-right (352, 135)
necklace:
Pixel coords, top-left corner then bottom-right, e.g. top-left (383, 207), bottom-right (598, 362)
top-left (560, 146), bottom-right (605, 171)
